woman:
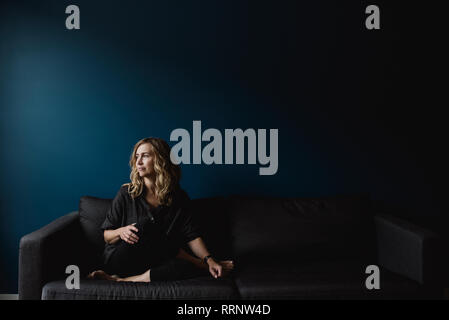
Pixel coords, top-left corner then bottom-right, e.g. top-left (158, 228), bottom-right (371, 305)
top-left (88, 137), bottom-right (234, 282)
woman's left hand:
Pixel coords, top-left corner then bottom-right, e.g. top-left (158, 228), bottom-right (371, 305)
top-left (207, 259), bottom-right (223, 279)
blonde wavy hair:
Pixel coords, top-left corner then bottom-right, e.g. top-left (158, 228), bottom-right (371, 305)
top-left (122, 137), bottom-right (181, 206)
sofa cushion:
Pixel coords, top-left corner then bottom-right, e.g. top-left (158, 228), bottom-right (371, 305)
top-left (227, 193), bottom-right (375, 263)
top-left (41, 276), bottom-right (239, 300)
top-left (233, 260), bottom-right (432, 299)
top-left (78, 196), bottom-right (112, 253)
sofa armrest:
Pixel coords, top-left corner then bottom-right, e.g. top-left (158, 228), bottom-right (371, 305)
top-left (374, 213), bottom-right (446, 286)
top-left (19, 211), bottom-right (81, 300)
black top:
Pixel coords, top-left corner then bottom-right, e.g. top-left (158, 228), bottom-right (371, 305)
top-left (100, 184), bottom-right (201, 265)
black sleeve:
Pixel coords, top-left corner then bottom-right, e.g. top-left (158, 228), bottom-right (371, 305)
top-left (175, 188), bottom-right (201, 244)
top-left (180, 208), bottom-right (201, 243)
top-left (100, 188), bottom-right (125, 231)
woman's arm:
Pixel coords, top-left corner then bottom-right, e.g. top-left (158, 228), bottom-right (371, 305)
top-left (104, 224), bottom-right (139, 245)
top-left (187, 237), bottom-right (223, 278)
top-left (187, 237), bottom-right (211, 260)
top-left (104, 229), bottom-right (121, 244)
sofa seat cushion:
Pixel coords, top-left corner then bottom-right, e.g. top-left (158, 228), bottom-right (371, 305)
top-left (233, 260), bottom-right (429, 299)
top-left (42, 276), bottom-right (238, 300)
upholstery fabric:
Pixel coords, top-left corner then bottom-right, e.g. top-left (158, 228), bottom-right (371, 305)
top-left (374, 214), bottom-right (447, 285)
top-left (78, 196), bottom-right (112, 252)
top-left (19, 212), bottom-right (82, 300)
top-left (42, 276), bottom-right (238, 300)
top-left (227, 193), bottom-right (375, 263)
top-left (233, 259), bottom-right (435, 300)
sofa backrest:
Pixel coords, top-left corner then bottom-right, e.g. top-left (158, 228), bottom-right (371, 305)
top-left (78, 196), bottom-right (112, 260)
top-left (226, 193), bottom-right (375, 264)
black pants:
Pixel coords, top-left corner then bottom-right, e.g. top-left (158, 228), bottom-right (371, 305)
top-left (104, 221), bottom-right (208, 281)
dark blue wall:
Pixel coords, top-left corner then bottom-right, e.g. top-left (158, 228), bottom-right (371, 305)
top-left (0, 0), bottom-right (445, 293)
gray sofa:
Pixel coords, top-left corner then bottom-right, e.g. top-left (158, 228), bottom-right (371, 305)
top-left (19, 193), bottom-right (446, 299)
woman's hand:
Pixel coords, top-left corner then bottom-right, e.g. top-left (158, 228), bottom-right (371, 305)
top-left (119, 223), bottom-right (139, 244)
top-left (208, 258), bottom-right (235, 278)
top-left (186, 237), bottom-right (234, 277)
top-left (207, 259), bottom-right (234, 278)
top-left (207, 258), bottom-right (223, 278)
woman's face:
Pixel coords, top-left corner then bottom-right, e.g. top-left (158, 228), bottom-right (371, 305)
top-left (135, 143), bottom-right (155, 177)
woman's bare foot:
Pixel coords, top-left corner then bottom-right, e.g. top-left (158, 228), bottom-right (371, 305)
top-left (116, 269), bottom-right (150, 283)
top-left (87, 270), bottom-right (119, 281)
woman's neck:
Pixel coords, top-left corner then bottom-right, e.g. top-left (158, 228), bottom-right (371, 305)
top-left (142, 176), bottom-right (156, 197)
